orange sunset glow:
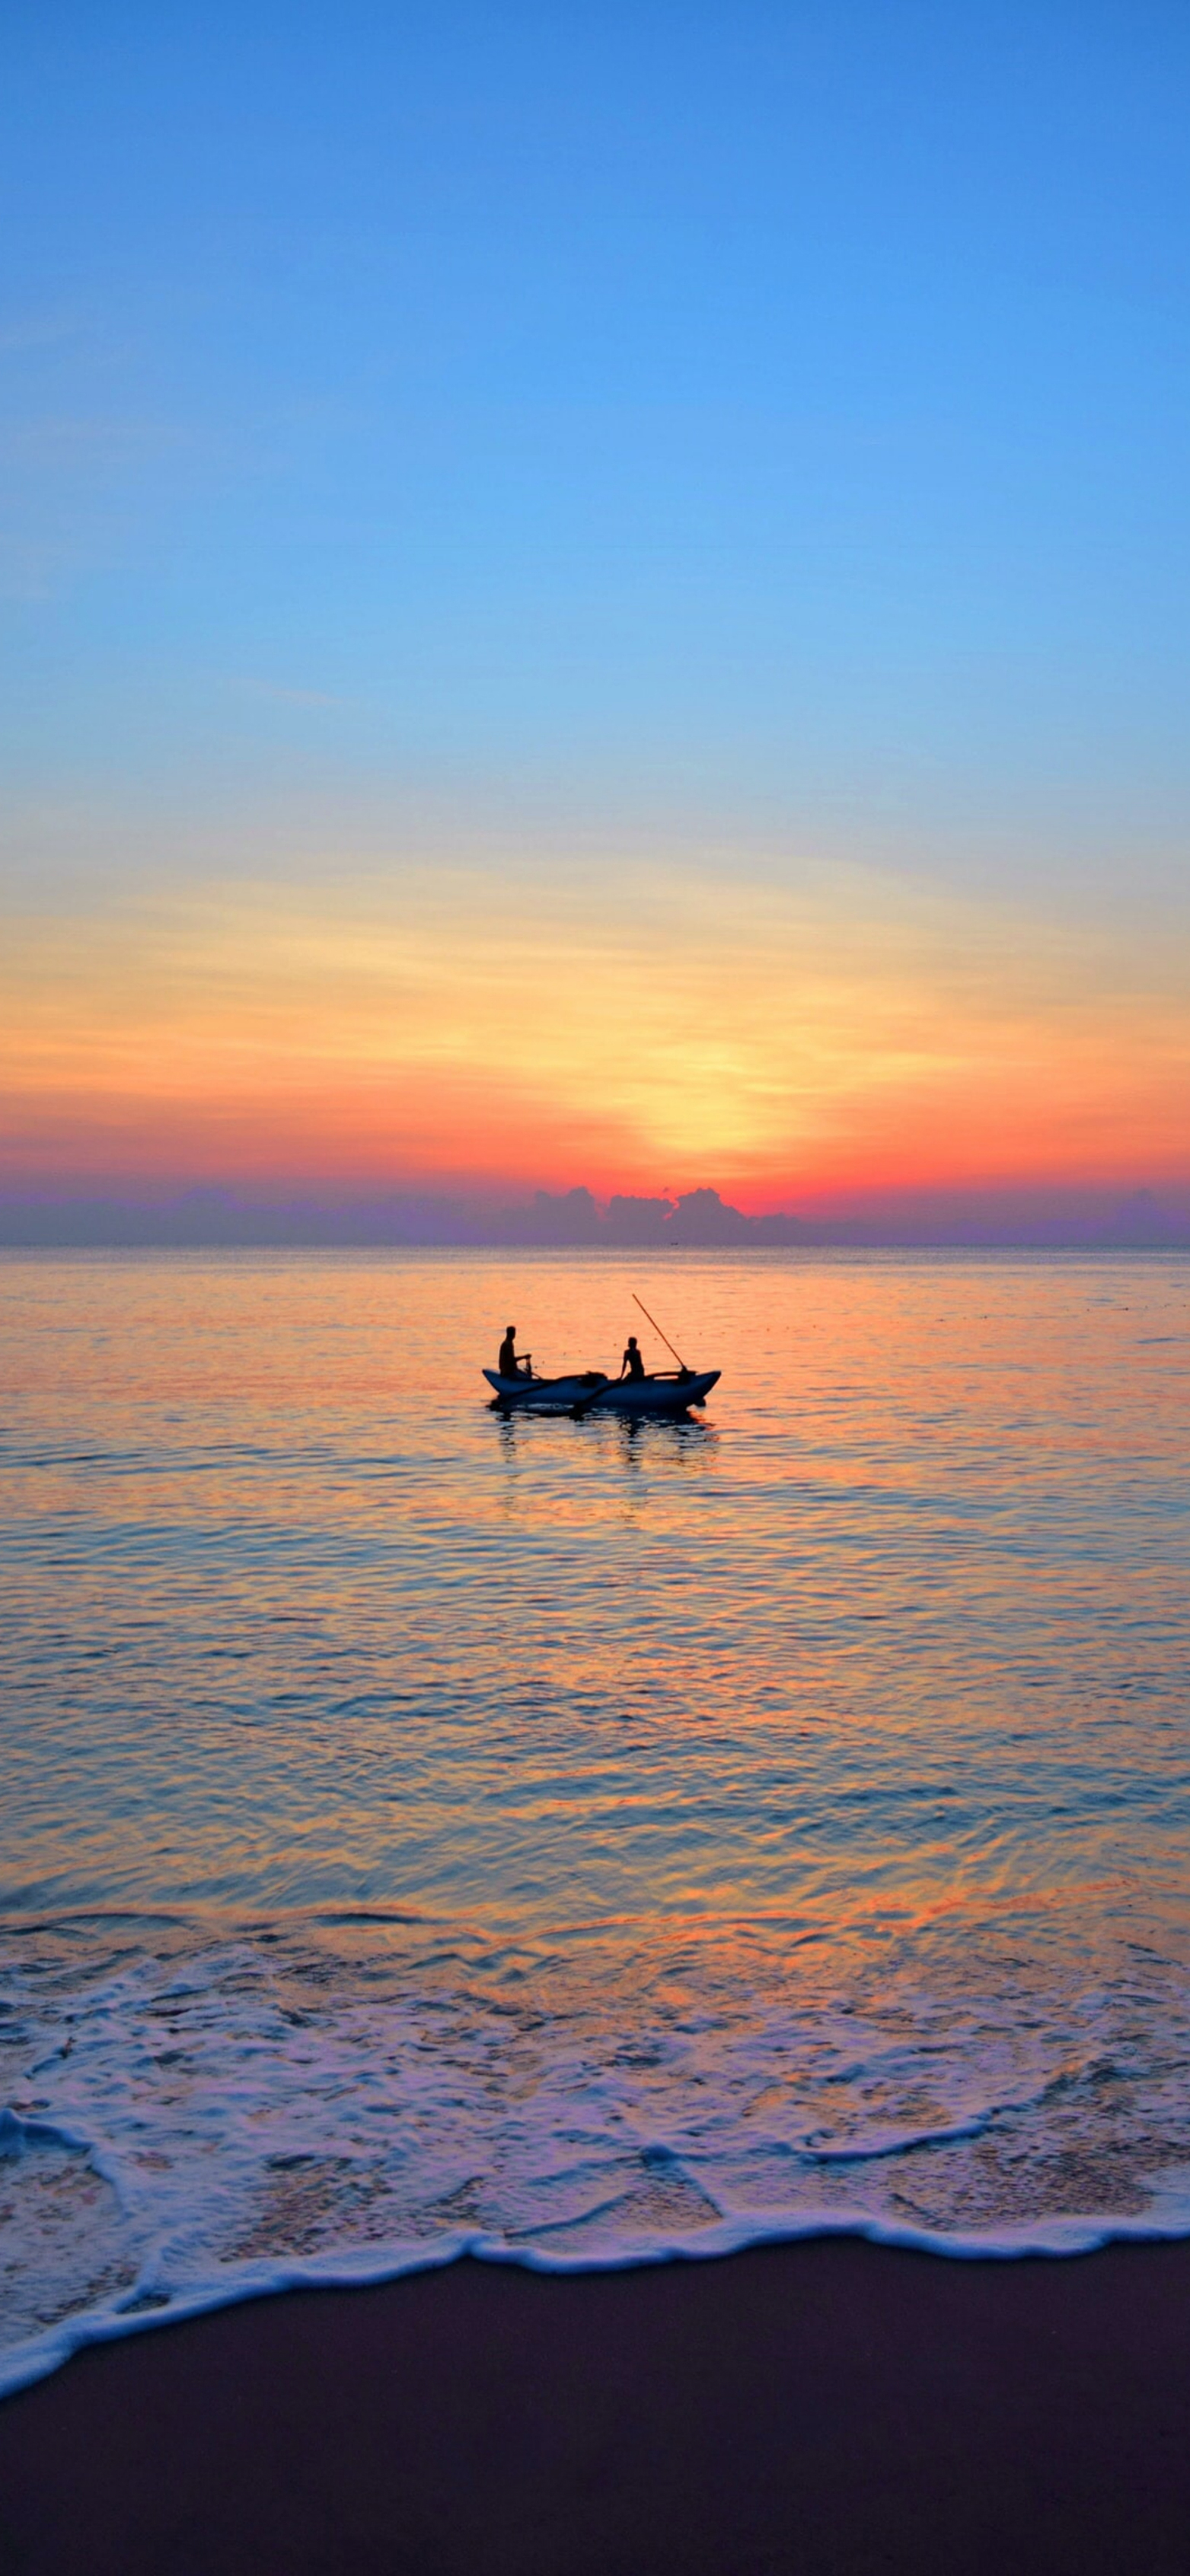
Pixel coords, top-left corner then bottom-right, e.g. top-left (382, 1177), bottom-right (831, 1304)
top-left (3, 858), bottom-right (1188, 1212)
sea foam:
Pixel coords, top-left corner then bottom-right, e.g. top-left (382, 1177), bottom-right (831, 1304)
top-left (5, 1247), bottom-right (1190, 2395)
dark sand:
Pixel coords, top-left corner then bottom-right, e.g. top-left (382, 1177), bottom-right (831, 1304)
top-left (2, 2238), bottom-right (1189, 2574)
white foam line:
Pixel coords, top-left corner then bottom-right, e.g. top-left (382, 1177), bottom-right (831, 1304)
top-left (0, 2105), bottom-right (97, 2158)
top-left (5, 2207), bottom-right (1190, 2407)
top-left (800, 2111), bottom-right (993, 2163)
top-left (0, 2102), bottom-right (139, 2218)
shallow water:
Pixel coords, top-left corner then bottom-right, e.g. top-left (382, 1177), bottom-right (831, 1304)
top-left (3, 1247), bottom-right (1190, 2391)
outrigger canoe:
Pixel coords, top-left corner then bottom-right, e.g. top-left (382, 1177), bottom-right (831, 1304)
top-left (483, 1367), bottom-right (720, 1416)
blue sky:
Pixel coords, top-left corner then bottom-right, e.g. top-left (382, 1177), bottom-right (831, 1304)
top-left (3, 5), bottom-right (1190, 1224)
top-left (5, 2), bottom-right (1189, 888)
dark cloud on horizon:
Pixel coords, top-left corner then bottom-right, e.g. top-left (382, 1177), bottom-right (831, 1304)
top-left (2, 1185), bottom-right (1188, 1252)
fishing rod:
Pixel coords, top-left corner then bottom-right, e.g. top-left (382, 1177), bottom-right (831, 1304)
top-left (633, 1293), bottom-right (689, 1373)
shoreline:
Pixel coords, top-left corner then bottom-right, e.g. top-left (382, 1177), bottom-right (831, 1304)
top-left (7, 2198), bottom-right (1188, 2410)
top-left (3, 2236), bottom-right (1190, 2574)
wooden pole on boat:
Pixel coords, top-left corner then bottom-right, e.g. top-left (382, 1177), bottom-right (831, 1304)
top-left (633, 1294), bottom-right (688, 1371)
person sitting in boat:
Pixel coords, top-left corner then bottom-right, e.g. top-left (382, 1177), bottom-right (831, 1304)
top-left (620, 1333), bottom-right (646, 1382)
top-left (498, 1325), bottom-right (531, 1381)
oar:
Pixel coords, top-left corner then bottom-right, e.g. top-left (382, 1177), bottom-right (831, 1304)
top-left (493, 1358), bottom-right (583, 1403)
top-left (569, 1373), bottom-right (613, 1417)
top-left (573, 1292), bottom-right (691, 1415)
top-left (632, 1294), bottom-right (690, 1374)
top-left (496, 1364), bottom-right (573, 1403)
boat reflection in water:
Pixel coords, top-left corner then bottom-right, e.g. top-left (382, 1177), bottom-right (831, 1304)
top-left (493, 1400), bottom-right (718, 1476)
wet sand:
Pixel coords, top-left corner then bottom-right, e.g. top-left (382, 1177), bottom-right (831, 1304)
top-left (2, 2237), bottom-right (1188, 2574)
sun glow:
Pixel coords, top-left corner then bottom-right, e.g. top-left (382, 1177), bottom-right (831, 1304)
top-left (4, 857), bottom-right (1189, 1205)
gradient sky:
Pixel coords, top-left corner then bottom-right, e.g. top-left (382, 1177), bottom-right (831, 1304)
top-left (4, 2), bottom-right (1189, 1216)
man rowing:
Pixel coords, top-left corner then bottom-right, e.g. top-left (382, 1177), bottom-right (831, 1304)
top-left (620, 1333), bottom-right (646, 1383)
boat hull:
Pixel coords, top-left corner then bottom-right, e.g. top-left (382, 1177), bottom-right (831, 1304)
top-left (583, 1370), bottom-right (720, 1414)
top-left (483, 1369), bottom-right (608, 1408)
top-left (483, 1368), bottom-right (719, 1414)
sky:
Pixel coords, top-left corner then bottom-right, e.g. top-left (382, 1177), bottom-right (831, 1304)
top-left (3, 2), bottom-right (1189, 1234)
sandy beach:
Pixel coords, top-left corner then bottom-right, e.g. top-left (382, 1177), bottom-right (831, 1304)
top-left (2, 2236), bottom-right (1188, 2574)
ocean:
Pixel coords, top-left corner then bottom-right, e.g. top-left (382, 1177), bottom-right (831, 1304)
top-left (3, 1247), bottom-right (1190, 2396)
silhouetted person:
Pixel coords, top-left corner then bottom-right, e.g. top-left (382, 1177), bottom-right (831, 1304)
top-left (499, 1326), bottom-right (529, 1381)
top-left (621, 1333), bottom-right (646, 1382)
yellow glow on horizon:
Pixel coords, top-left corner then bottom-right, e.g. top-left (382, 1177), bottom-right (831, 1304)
top-left (3, 857), bottom-right (1189, 1201)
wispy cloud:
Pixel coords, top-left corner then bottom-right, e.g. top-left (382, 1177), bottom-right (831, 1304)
top-left (3, 854), bottom-right (1188, 1202)
top-left (233, 680), bottom-right (347, 710)
top-left (0, 407), bottom-right (190, 599)
top-left (0, 415), bottom-right (182, 463)
top-left (0, 311), bottom-right (90, 358)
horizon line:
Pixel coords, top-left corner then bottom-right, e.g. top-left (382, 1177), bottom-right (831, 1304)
top-left (2, 1179), bottom-right (1188, 1253)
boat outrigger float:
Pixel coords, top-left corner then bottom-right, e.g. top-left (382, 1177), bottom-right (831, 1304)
top-left (483, 1298), bottom-right (721, 1416)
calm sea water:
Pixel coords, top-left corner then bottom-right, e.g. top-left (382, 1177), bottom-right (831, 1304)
top-left (3, 1247), bottom-right (1190, 2391)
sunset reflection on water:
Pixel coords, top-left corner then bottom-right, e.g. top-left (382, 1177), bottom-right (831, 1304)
top-left (3, 1249), bottom-right (1190, 2367)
